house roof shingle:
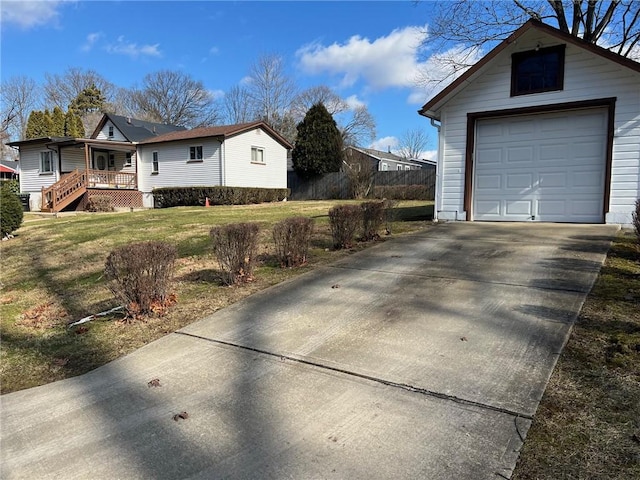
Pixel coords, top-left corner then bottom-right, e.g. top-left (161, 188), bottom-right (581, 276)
top-left (139, 121), bottom-right (293, 149)
top-left (92, 113), bottom-right (187, 142)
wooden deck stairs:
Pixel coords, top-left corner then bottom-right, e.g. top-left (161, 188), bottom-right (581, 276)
top-left (41, 169), bottom-right (87, 213)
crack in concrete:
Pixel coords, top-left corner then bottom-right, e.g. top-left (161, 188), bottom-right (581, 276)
top-left (175, 331), bottom-right (534, 421)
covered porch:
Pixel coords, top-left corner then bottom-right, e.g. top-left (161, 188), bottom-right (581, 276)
top-left (42, 139), bottom-right (141, 212)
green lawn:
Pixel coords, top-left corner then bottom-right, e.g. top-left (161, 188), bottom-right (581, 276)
top-left (0, 200), bottom-right (433, 393)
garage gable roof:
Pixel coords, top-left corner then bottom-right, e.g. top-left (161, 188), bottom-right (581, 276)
top-left (419, 19), bottom-right (640, 119)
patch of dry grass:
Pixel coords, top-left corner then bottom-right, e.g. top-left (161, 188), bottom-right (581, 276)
top-left (0, 200), bottom-right (433, 393)
top-left (513, 230), bottom-right (640, 480)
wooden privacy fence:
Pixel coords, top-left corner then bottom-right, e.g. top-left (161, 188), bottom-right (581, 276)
top-left (287, 168), bottom-right (436, 200)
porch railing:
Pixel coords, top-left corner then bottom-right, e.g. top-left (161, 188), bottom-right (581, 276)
top-left (87, 169), bottom-right (137, 189)
top-left (41, 169), bottom-right (138, 212)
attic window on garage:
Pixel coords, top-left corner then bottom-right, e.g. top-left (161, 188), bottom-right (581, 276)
top-left (511, 45), bottom-right (565, 96)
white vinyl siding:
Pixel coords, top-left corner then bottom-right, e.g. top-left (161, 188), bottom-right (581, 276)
top-left (18, 144), bottom-right (60, 195)
top-left (224, 127), bottom-right (287, 189)
top-left (95, 120), bottom-right (127, 141)
top-left (434, 29), bottom-right (640, 225)
top-left (137, 138), bottom-right (223, 194)
top-left (59, 146), bottom-right (86, 173)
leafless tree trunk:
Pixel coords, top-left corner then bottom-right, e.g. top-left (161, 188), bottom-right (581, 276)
top-left (397, 128), bottom-right (430, 159)
top-left (43, 67), bottom-right (115, 110)
top-left (128, 70), bottom-right (222, 127)
top-left (222, 85), bottom-right (255, 124)
top-left (1, 76), bottom-right (41, 141)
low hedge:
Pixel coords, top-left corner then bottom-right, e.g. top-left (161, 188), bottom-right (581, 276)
top-left (152, 186), bottom-right (290, 208)
top-left (371, 184), bottom-right (431, 200)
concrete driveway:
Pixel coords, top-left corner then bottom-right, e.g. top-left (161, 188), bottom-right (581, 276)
top-left (1, 222), bottom-right (617, 479)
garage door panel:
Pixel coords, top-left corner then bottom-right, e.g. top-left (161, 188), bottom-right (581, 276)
top-left (474, 108), bottom-right (606, 223)
top-left (506, 146), bottom-right (534, 164)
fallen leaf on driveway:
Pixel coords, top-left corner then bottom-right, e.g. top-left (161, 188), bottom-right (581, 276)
top-left (173, 412), bottom-right (189, 421)
top-left (147, 378), bottom-right (161, 387)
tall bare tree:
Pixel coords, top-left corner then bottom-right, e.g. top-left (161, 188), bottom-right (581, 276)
top-left (43, 67), bottom-right (115, 110)
top-left (418, 0), bottom-right (640, 86)
top-left (222, 85), bottom-right (255, 124)
top-left (246, 54), bottom-right (297, 133)
top-left (1, 76), bottom-right (40, 142)
top-left (128, 70), bottom-right (222, 127)
top-left (397, 128), bottom-right (430, 159)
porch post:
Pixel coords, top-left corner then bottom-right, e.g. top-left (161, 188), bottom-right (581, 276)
top-left (84, 143), bottom-right (90, 171)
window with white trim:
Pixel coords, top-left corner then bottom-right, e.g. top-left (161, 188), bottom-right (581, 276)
top-left (381, 162), bottom-right (388, 171)
top-left (251, 146), bottom-right (265, 164)
top-left (152, 151), bottom-right (159, 174)
top-left (108, 126), bottom-right (114, 138)
top-left (40, 151), bottom-right (54, 173)
top-left (124, 152), bottom-right (133, 167)
top-left (397, 165), bottom-right (403, 171)
top-left (189, 146), bottom-right (203, 162)
top-left (405, 165), bottom-right (411, 170)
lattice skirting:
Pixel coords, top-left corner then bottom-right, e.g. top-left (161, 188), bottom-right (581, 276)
top-left (78, 189), bottom-right (144, 210)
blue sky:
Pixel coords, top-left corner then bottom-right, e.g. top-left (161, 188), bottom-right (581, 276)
top-left (1, 1), bottom-right (448, 157)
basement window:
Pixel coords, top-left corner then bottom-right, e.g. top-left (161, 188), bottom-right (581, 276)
top-left (511, 45), bottom-right (565, 96)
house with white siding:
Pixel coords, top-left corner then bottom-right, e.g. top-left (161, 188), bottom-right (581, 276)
top-left (137, 122), bottom-right (291, 208)
top-left (8, 115), bottom-right (291, 211)
top-left (419, 19), bottom-right (640, 225)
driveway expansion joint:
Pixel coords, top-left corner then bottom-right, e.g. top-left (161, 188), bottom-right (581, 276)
top-left (326, 264), bottom-right (591, 294)
top-left (175, 331), bottom-right (534, 421)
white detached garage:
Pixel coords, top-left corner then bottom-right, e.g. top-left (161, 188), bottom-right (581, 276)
top-left (420, 20), bottom-right (640, 225)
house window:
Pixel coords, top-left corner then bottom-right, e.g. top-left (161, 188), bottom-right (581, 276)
top-left (405, 165), bottom-right (411, 170)
top-left (152, 152), bottom-right (159, 174)
top-left (124, 153), bottom-right (132, 167)
top-left (108, 126), bottom-right (114, 138)
top-left (511, 45), bottom-right (565, 96)
top-left (397, 165), bottom-right (403, 171)
top-left (189, 146), bottom-right (203, 162)
top-left (40, 151), bottom-right (54, 174)
top-left (251, 146), bottom-right (265, 164)
top-left (381, 162), bottom-right (388, 171)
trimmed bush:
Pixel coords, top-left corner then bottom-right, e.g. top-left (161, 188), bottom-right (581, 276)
top-left (1, 186), bottom-right (24, 237)
top-left (210, 222), bottom-right (260, 285)
top-left (104, 241), bottom-right (177, 319)
top-left (328, 204), bottom-right (362, 249)
top-left (371, 184), bottom-right (430, 200)
top-left (633, 198), bottom-right (640, 244)
top-left (361, 201), bottom-right (386, 241)
top-left (273, 217), bottom-right (314, 267)
top-left (86, 195), bottom-right (114, 212)
top-left (152, 186), bottom-right (290, 208)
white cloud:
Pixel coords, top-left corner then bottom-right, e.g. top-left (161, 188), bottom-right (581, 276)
top-left (297, 24), bottom-right (485, 106)
top-left (297, 25), bottom-right (429, 91)
top-left (369, 136), bottom-right (399, 152)
top-left (0, 0), bottom-right (66, 29)
top-left (105, 36), bottom-right (161, 58)
top-left (209, 46), bottom-right (220, 55)
top-left (208, 89), bottom-right (225, 101)
top-left (81, 32), bottom-right (103, 52)
top-left (343, 94), bottom-right (366, 110)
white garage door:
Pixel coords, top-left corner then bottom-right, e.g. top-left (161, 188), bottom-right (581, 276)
top-left (473, 108), bottom-right (607, 222)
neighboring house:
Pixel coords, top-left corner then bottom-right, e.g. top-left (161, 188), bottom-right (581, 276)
top-left (0, 160), bottom-right (19, 180)
top-left (137, 122), bottom-right (291, 207)
top-left (344, 146), bottom-right (423, 172)
top-left (8, 115), bottom-right (291, 211)
top-left (419, 19), bottom-right (640, 225)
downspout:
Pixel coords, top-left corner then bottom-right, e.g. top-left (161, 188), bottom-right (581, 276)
top-left (220, 138), bottom-right (225, 186)
top-left (430, 118), bottom-right (443, 222)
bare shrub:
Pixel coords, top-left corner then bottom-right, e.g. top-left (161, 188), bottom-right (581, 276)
top-left (361, 201), bottom-right (386, 241)
top-left (86, 195), bottom-right (114, 212)
top-left (383, 199), bottom-right (399, 234)
top-left (104, 241), bottom-right (177, 319)
top-left (273, 217), bottom-right (314, 267)
top-left (328, 204), bottom-right (362, 249)
top-left (633, 198), bottom-right (640, 244)
top-left (210, 222), bottom-right (260, 285)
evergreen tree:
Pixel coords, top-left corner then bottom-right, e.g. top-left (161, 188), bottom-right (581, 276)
top-left (68, 84), bottom-right (106, 115)
top-left (292, 103), bottom-right (343, 179)
top-left (64, 110), bottom-right (85, 137)
top-left (25, 111), bottom-right (47, 139)
top-left (42, 110), bottom-right (53, 136)
top-left (51, 107), bottom-right (66, 136)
